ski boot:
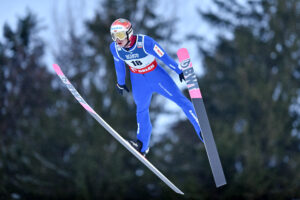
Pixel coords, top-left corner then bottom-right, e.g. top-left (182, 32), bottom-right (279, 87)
top-left (128, 140), bottom-right (149, 157)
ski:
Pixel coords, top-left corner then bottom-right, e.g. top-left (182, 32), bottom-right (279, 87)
top-left (177, 48), bottom-right (226, 187)
top-left (52, 64), bottom-right (184, 195)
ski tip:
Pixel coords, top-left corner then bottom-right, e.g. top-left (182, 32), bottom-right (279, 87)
top-left (172, 186), bottom-right (184, 195)
top-left (52, 64), bottom-right (64, 76)
top-left (177, 190), bottom-right (184, 195)
top-left (177, 47), bottom-right (188, 52)
top-left (177, 48), bottom-right (189, 62)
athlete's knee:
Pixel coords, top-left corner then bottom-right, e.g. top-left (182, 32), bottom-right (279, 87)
top-left (136, 106), bottom-right (150, 116)
top-left (174, 94), bottom-right (192, 108)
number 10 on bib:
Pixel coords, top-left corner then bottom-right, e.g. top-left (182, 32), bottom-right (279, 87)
top-left (177, 48), bottom-right (226, 188)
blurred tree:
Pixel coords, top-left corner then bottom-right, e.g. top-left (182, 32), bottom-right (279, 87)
top-left (169, 0), bottom-right (300, 199)
top-left (0, 11), bottom-right (77, 199)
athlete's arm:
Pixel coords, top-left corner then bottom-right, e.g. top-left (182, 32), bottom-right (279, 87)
top-left (143, 35), bottom-right (182, 74)
top-left (110, 42), bottom-right (126, 85)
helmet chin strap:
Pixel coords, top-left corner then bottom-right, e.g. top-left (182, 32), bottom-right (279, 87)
top-left (124, 35), bottom-right (136, 49)
top-left (124, 38), bottom-right (131, 48)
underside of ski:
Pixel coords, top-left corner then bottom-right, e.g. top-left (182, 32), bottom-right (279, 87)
top-left (52, 64), bottom-right (184, 195)
top-left (177, 48), bottom-right (227, 188)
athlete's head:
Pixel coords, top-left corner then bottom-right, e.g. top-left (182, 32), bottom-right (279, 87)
top-left (110, 18), bottom-right (134, 48)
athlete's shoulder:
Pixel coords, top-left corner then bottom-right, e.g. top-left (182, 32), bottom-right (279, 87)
top-left (110, 42), bottom-right (116, 52)
top-left (143, 35), bottom-right (155, 44)
top-left (110, 42), bottom-right (123, 61)
top-left (136, 33), bottom-right (146, 38)
top-left (134, 34), bottom-right (153, 43)
top-left (110, 42), bottom-right (120, 56)
top-left (143, 35), bottom-right (157, 50)
top-left (143, 35), bottom-right (162, 55)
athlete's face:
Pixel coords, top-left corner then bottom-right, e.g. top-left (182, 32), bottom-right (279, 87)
top-left (116, 38), bottom-right (129, 48)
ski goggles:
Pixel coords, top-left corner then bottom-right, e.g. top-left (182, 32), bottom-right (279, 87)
top-left (111, 31), bottom-right (127, 41)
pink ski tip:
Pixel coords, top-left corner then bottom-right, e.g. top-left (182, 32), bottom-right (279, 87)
top-left (177, 48), bottom-right (190, 62)
top-left (53, 64), bottom-right (64, 76)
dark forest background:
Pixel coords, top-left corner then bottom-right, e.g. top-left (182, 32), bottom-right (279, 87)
top-left (1, 0), bottom-right (299, 199)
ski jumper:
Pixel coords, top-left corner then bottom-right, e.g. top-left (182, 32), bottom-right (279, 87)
top-left (110, 34), bottom-right (202, 152)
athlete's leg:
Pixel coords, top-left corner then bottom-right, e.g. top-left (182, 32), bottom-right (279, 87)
top-left (151, 67), bottom-right (203, 141)
top-left (131, 73), bottom-right (153, 152)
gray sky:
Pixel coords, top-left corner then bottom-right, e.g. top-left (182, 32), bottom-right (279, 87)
top-left (0, 0), bottom-right (98, 71)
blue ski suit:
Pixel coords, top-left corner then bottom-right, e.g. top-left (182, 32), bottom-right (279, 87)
top-left (110, 34), bottom-right (201, 153)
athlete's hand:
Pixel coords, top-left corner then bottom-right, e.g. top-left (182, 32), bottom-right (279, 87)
top-left (179, 73), bottom-right (185, 82)
top-left (116, 83), bottom-right (130, 95)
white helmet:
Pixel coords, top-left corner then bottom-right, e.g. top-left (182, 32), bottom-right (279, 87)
top-left (110, 18), bottom-right (133, 41)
